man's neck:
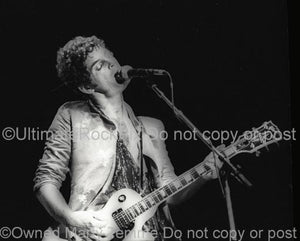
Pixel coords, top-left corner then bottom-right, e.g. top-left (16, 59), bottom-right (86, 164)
top-left (90, 93), bottom-right (125, 120)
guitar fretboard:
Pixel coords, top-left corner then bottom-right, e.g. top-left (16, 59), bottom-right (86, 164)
top-left (116, 161), bottom-right (213, 227)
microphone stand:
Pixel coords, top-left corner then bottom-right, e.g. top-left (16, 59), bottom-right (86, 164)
top-left (148, 82), bottom-right (252, 241)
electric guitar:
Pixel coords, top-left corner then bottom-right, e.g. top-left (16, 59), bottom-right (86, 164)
top-left (69, 121), bottom-right (281, 241)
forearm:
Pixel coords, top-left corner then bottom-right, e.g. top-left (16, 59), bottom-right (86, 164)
top-left (35, 183), bottom-right (72, 225)
top-left (167, 177), bottom-right (209, 206)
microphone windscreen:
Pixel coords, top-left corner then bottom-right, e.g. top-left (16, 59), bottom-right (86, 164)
top-left (121, 65), bottom-right (133, 79)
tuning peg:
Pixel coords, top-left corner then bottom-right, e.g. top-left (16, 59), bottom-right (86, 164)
top-left (255, 151), bottom-right (261, 157)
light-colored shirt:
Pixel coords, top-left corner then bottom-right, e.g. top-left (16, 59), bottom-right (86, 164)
top-left (33, 100), bottom-right (177, 213)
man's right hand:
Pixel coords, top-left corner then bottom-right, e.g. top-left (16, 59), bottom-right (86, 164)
top-left (66, 210), bottom-right (112, 241)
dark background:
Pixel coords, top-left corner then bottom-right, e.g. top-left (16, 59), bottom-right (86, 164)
top-left (0, 0), bottom-right (295, 240)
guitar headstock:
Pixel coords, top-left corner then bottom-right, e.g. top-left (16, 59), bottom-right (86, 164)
top-left (232, 121), bottom-right (281, 156)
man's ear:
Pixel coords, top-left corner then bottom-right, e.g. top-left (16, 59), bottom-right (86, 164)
top-left (78, 84), bottom-right (95, 94)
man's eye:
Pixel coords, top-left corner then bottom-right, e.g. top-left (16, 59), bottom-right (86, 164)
top-left (95, 62), bottom-right (103, 71)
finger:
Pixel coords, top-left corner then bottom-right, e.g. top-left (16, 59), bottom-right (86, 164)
top-left (90, 212), bottom-right (107, 224)
top-left (212, 159), bottom-right (222, 170)
top-left (100, 226), bottom-right (114, 237)
top-left (90, 220), bottom-right (106, 229)
top-left (77, 230), bottom-right (93, 241)
top-left (202, 169), bottom-right (214, 180)
top-left (89, 233), bottom-right (102, 241)
top-left (217, 144), bottom-right (226, 151)
top-left (92, 215), bottom-right (106, 223)
top-left (104, 233), bottom-right (114, 240)
top-left (90, 233), bottom-right (111, 241)
top-left (204, 162), bottom-right (214, 169)
top-left (204, 161), bottom-right (220, 177)
top-left (89, 226), bottom-right (103, 236)
top-left (208, 151), bottom-right (223, 168)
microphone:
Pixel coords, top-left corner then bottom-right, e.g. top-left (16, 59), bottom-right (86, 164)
top-left (114, 65), bottom-right (167, 84)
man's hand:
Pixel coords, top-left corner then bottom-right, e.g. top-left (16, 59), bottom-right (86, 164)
top-left (202, 144), bottom-right (226, 180)
top-left (66, 210), bottom-right (113, 241)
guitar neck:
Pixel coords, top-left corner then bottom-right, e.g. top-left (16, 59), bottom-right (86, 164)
top-left (120, 121), bottom-right (279, 223)
top-left (144, 143), bottom-right (241, 205)
top-left (124, 143), bottom-right (237, 221)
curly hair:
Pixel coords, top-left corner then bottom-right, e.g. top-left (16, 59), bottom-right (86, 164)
top-left (56, 36), bottom-right (106, 90)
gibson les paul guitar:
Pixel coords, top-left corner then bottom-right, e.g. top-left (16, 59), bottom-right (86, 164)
top-left (70, 121), bottom-right (281, 241)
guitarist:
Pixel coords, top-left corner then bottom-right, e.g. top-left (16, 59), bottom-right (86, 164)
top-left (33, 35), bottom-right (222, 241)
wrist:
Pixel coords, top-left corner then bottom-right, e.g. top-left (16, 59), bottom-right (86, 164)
top-left (60, 208), bottom-right (74, 226)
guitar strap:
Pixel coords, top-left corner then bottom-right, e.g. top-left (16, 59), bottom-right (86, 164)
top-left (138, 121), bottom-right (153, 191)
top-left (138, 121), bottom-right (158, 193)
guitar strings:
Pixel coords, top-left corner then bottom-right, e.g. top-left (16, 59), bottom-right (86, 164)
top-left (113, 160), bottom-right (216, 225)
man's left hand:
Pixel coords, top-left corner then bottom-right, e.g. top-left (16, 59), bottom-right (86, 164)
top-left (202, 144), bottom-right (226, 179)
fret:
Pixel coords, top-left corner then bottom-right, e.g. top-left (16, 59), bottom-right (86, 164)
top-left (191, 168), bottom-right (199, 179)
top-left (180, 179), bottom-right (188, 186)
top-left (169, 183), bottom-right (177, 192)
top-left (152, 194), bottom-right (160, 203)
top-left (164, 186), bottom-right (172, 195)
top-left (133, 206), bottom-right (140, 216)
top-left (156, 192), bottom-right (164, 201)
top-left (138, 202), bottom-right (145, 212)
top-left (145, 199), bottom-right (152, 208)
top-left (127, 209), bottom-right (134, 220)
top-left (128, 208), bottom-right (136, 218)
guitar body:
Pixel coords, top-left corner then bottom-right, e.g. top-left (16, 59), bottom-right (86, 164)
top-left (69, 188), bottom-right (158, 241)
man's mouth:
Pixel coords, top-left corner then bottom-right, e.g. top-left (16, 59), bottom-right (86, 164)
top-left (114, 70), bottom-right (126, 84)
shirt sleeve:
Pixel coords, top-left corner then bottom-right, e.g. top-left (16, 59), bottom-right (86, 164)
top-left (33, 104), bottom-right (71, 191)
top-left (141, 117), bottom-right (178, 187)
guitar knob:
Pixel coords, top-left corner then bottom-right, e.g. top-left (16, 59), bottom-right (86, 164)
top-left (118, 194), bottom-right (126, 202)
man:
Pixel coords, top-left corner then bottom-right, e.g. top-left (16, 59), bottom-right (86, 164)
top-left (34, 35), bottom-right (222, 241)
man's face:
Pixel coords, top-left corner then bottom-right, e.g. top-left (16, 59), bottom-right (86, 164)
top-left (84, 46), bottom-right (129, 96)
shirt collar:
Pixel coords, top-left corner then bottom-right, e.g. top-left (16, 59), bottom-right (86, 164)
top-left (87, 99), bottom-right (142, 133)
